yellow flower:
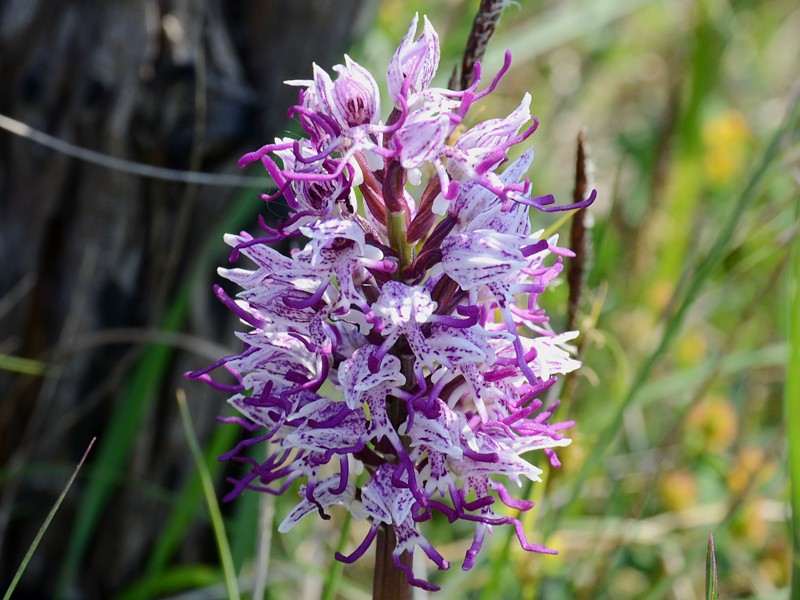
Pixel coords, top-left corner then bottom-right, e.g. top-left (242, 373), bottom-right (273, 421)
top-left (702, 110), bottom-right (750, 186)
top-left (685, 394), bottom-right (738, 454)
top-left (659, 469), bottom-right (699, 512)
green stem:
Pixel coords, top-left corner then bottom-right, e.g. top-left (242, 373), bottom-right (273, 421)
top-left (388, 210), bottom-right (412, 277)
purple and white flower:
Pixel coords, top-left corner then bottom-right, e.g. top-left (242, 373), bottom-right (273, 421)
top-left (387, 14), bottom-right (440, 106)
top-left (187, 13), bottom-right (594, 591)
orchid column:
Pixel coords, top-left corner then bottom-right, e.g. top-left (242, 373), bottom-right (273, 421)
top-left (188, 13), bottom-right (594, 594)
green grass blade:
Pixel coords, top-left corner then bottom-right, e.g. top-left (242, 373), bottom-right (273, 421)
top-left (705, 533), bottom-right (719, 600)
top-left (177, 390), bottom-right (240, 600)
top-left (0, 354), bottom-right (48, 376)
top-left (787, 160), bottom-right (800, 599)
top-left (3, 438), bottom-right (95, 600)
top-left (321, 509), bottom-right (353, 600)
top-left (478, 524), bottom-right (517, 600)
top-left (636, 343), bottom-right (787, 406)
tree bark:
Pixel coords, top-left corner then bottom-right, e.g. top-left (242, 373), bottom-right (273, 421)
top-left (0, 1), bottom-right (376, 597)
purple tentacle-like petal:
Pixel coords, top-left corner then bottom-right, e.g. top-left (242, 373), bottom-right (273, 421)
top-left (216, 415), bottom-right (261, 432)
top-left (184, 348), bottom-right (249, 389)
top-left (238, 139), bottom-right (294, 168)
top-left (523, 188), bottom-right (597, 212)
top-left (493, 482), bottom-right (535, 511)
top-left (512, 517), bottom-right (558, 555)
top-left (462, 447), bottom-right (498, 462)
top-left (429, 304), bottom-right (480, 328)
top-left (335, 522), bottom-right (380, 563)
top-left (282, 276), bottom-right (330, 309)
top-left (333, 456), bottom-right (350, 494)
top-left (459, 50), bottom-right (513, 116)
top-left (213, 284), bottom-right (265, 329)
top-left (187, 375), bottom-right (244, 393)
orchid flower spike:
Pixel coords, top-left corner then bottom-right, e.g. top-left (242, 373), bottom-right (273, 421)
top-left (187, 13), bottom-right (593, 591)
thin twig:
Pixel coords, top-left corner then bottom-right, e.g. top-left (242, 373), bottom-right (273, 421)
top-left (0, 113), bottom-right (267, 188)
top-left (154, 7), bottom-right (209, 325)
top-left (65, 326), bottom-right (233, 362)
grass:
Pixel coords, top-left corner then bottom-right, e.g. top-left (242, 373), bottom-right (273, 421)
top-left (4, 0), bottom-right (798, 598)
top-left (3, 439), bottom-right (95, 600)
top-left (176, 390), bottom-right (240, 600)
top-left (786, 137), bottom-right (800, 598)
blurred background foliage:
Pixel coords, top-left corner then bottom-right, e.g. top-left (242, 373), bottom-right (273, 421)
top-left (2, 0), bottom-right (799, 598)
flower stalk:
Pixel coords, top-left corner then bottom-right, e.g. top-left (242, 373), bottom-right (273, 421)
top-left (374, 525), bottom-right (412, 600)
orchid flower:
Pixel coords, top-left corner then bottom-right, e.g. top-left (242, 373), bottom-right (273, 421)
top-left (187, 13), bottom-right (594, 591)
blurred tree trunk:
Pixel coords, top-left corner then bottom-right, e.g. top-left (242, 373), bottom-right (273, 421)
top-left (0, 1), bottom-right (376, 597)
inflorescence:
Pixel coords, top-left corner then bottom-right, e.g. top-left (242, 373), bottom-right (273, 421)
top-left (187, 14), bottom-right (594, 590)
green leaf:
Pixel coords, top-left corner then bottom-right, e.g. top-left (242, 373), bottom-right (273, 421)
top-left (56, 289), bottom-right (190, 597)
